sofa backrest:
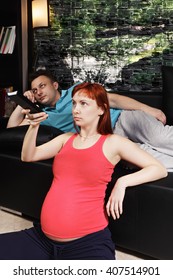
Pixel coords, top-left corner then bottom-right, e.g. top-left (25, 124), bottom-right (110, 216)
top-left (111, 65), bottom-right (173, 126)
top-left (116, 91), bottom-right (163, 109)
top-left (0, 125), bottom-right (64, 155)
top-left (162, 65), bottom-right (173, 125)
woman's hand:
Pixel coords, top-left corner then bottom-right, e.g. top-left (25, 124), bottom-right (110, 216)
top-left (22, 109), bottom-right (48, 126)
top-left (106, 182), bottom-right (126, 220)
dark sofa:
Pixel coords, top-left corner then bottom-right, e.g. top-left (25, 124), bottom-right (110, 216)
top-left (0, 66), bottom-right (173, 259)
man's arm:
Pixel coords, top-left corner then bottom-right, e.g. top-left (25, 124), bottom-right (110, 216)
top-left (107, 92), bottom-right (166, 124)
top-left (7, 90), bottom-right (36, 128)
top-left (7, 105), bottom-right (29, 127)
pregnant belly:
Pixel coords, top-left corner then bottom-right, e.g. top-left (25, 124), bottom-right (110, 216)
top-left (40, 185), bottom-right (107, 239)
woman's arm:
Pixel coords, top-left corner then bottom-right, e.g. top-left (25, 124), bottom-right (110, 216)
top-left (107, 92), bottom-right (166, 124)
top-left (21, 123), bottom-right (72, 162)
top-left (105, 135), bottom-right (168, 220)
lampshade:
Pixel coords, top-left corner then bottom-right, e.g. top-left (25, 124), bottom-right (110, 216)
top-left (32, 0), bottom-right (49, 28)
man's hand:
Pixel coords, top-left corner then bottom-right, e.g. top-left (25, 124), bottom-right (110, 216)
top-left (108, 93), bottom-right (167, 125)
top-left (23, 90), bottom-right (36, 103)
top-left (143, 107), bottom-right (166, 125)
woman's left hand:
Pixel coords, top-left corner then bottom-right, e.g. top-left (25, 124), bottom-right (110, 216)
top-left (106, 183), bottom-right (126, 220)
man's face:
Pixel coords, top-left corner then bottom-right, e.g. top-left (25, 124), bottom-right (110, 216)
top-left (31, 75), bottom-right (60, 107)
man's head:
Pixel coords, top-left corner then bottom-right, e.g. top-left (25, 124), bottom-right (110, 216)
top-left (29, 69), bottom-right (57, 85)
top-left (29, 69), bottom-right (61, 107)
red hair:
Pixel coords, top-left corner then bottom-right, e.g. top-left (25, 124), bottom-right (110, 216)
top-left (72, 82), bottom-right (113, 134)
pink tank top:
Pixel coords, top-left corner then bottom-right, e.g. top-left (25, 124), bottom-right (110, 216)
top-left (41, 134), bottom-right (115, 239)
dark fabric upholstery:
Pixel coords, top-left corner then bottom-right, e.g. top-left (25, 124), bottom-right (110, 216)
top-left (0, 117), bottom-right (8, 129)
top-left (162, 65), bottom-right (173, 125)
top-left (108, 165), bottom-right (173, 260)
top-left (0, 125), bottom-right (63, 218)
top-left (0, 125), bottom-right (64, 152)
top-left (0, 153), bottom-right (53, 219)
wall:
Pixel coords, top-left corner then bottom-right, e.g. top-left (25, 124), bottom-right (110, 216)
top-left (33, 0), bottom-right (173, 92)
top-left (21, 0), bottom-right (28, 91)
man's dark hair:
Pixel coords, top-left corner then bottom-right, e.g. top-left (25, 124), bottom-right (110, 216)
top-left (29, 69), bottom-right (58, 84)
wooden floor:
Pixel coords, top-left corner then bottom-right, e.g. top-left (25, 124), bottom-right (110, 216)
top-left (0, 208), bottom-right (144, 260)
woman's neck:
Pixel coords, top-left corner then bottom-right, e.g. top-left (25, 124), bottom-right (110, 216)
top-left (79, 132), bottom-right (100, 142)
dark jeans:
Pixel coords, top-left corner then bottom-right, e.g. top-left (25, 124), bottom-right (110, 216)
top-left (0, 223), bottom-right (115, 260)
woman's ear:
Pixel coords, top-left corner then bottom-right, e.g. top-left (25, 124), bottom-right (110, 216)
top-left (98, 103), bottom-right (107, 116)
top-left (98, 107), bottom-right (104, 116)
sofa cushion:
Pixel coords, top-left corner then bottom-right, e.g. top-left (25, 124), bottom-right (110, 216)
top-left (161, 65), bottom-right (173, 125)
top-left (0, 117), bottom-right (9, 129)
top-left (0, 125), bottom-right (64, 151)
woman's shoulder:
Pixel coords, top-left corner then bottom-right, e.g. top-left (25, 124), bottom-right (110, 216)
top-left (106, 133), bottom-right (127, 143)
top-left (104, 134), bottom-right (130, 152)
top-left (64, 132), bottom-right (75, 137)
top-left (53, 132), bottom-right (75, 144)
top-left (59, 132), bottom-right (75, 140)
top-left (60, 132), bottom-right (76, 145)
top-left (51, 132), bottom-right (76, 152)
